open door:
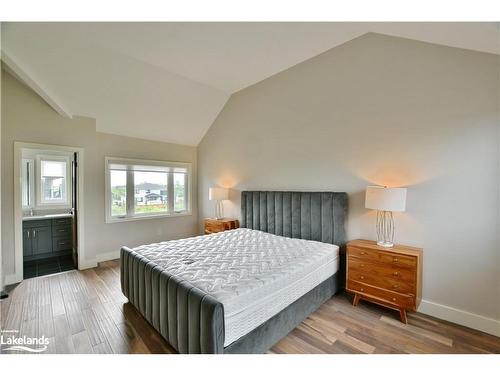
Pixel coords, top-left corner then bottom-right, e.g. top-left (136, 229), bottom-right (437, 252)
top-left (72, 152), bottom-right (78, 268)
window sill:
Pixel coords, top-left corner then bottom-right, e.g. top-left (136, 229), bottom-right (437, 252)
top-left (105, 211), bottom-right (192, 224)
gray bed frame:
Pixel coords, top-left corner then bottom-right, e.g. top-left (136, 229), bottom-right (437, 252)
top-left (120, 191), bottom-right (347, 354)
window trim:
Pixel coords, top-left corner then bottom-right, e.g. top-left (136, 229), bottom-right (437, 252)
top-left (36, 154), bottom-right (72, 208)
top-left (22, 158), bottom-right (35, 208)
top-left (105, 156), bottom-right (192, 223)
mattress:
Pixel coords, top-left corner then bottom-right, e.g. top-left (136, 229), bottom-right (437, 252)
top-left (131, 228), bottom-right (339, 346)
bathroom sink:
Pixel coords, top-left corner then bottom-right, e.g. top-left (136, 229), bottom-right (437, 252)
top-left (23, 213), bottom-right (73, 221)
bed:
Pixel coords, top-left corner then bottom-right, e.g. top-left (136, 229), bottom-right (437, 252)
top-left (120, 191), bottom-right (347, 354)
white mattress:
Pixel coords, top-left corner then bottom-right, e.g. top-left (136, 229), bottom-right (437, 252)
top-left (132, 228), bottom-right (339, 346)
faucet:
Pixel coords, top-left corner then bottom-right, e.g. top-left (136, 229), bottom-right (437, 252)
top-left (29, 208), bottom-right (34, 216)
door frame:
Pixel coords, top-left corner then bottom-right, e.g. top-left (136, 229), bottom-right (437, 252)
top-left (11, 141), bottom-right (85, 283)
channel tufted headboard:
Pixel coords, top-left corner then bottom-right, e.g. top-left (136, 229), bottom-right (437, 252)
top-left (240, 191), bottom-right (348, 246)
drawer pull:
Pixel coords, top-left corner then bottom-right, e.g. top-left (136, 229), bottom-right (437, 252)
top-left (360, 288), bottom-right (364, 292)
top-left (361, 251), bottom-right (366, 255)
top-left (393, 271), bottom-right (399, 276)
top-left (360, 264), bottom-right (365, 267)
top-left (393, 284), bottom-right (399, 289)
top-left (393, 258), bottom-right (399, 263)
top-left (392, 297), bottom-right (397, 302)
top-left (359, 275), bottom-right (365, 280)
top-left (59, 229), bottom-right (66, 232)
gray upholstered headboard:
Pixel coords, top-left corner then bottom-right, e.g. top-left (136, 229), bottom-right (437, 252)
top-left (240, 191), bottom-right (347, 246)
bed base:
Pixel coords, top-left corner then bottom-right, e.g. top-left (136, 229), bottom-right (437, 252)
top-left (120, 246), bottom-right (339, 354)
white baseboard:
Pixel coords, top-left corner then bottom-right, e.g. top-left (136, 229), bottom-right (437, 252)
top-left (96, 250), bottom-right (120, 263)
top-left (78, 259), bottom-right (98, 270)
top-left (418, 299), bottom-right (500, 337)
top-left (5, 273), bottom-right (22, 286)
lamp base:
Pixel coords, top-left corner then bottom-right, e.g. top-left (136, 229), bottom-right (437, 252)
top-left (214, 200), bottom-right (224, 220)
top-left (376, 210), bottom-right (395, 248)
top-left (377, 241), bottom-right (394, 248)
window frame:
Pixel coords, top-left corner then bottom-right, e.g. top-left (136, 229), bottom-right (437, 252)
top-left (22, 158), bottom-right (35, 209)
top-left (36, 154), bottom-right (72, 208)
top-left (105, 156), bottom-right (192, 223)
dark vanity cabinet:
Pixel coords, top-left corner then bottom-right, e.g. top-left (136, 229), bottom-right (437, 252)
top-left (23, 220), bottom-right (52, 257)
top-left (23, 227), bottom-right (33, 256)
top-left (32, 226), bottom-right (53, 255)
top-left (23, 217), bottom-right (73, 260)
top-left (52, 218), bottom-right (73, 252)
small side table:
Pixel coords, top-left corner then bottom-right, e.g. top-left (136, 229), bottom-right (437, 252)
top-left (346, 239), bottom-right (423, 323)
top-left (204, 218), bottom-right (239, 234)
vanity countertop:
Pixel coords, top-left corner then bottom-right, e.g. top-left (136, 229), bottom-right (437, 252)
top-left (22, 213), bottom-right (73, 221)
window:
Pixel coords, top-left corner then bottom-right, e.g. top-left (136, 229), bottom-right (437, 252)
top-left (110, 169), bottom-right (127, 217)
top-left (174, 172), bottom-right (187, 212)
top-left (21, 152), bottom-right (72, 210)
top-left (37, 156), bottom-right (71, 206)
top-left (134, 171), bottom-right (168, 215)
top-left (22, 159), bottom-right (35, 208)
top-left (32, 155), bottom-right (72, 208)
top-left (105, 157), bottom-right (191, 222)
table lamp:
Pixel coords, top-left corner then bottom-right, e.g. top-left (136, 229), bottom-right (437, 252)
top-left (209, 187), bottom-right (229, 220)
top-left (365, 186), bottom-right (407, 247)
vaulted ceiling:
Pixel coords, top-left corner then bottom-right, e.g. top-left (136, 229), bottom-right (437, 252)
top-left (2, 22), bottom-right (499, 146)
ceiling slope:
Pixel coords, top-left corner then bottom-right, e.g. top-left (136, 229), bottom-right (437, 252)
top-left (2, 22), bottom-right (498, 145)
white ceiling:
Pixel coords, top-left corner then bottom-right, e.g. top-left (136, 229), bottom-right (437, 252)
top-left (2, 22), bottom-right (499, 145)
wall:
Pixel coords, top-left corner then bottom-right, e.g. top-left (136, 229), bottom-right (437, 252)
top-left (93, 132), bottom-right (197, 260)
top-left (198, 33), bottom-right (500, 333)
top-left (1, 70), bottom-right (198, 280)
top-left (0, 36), bottom-right (3, 293)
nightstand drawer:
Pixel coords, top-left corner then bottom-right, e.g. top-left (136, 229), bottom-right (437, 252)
top-left (379, 252), bottom-right (416, 268)
top-left (348, 246), bottom-right (417, 268)
top-left (348, 246), bottom-right (380, 262)
top-left (204, 222), bottom-right (226, 234)
top-left (348, 258), bottom-right (416, 284)
top-left (204, 218), bottom-right (239, 234)
top-left (348, 269), bottom-right (415, 294)
top-left (204, 228), bottom-right (221, 234)
top-left (205, 221), bottom-right (224, 230)
top-left (347, 280), bottom-right (415, 309)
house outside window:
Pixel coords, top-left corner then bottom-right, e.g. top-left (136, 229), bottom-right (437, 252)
top-left (38, 157), bottom-right (71, 206)
top-left (105, 157), bottom-right (191, 223)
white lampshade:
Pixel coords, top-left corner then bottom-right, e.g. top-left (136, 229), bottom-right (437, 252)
top-left (365, 186), bottom-right (407, 212)
top-left (209, 187), bottom-right (229, 201)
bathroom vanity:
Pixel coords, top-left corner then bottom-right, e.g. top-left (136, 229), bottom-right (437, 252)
top-left (23, 214), bottom-right (73, 261)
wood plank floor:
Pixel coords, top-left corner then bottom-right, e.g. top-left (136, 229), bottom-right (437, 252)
top-left (1, 260), bottom-right (499, 354)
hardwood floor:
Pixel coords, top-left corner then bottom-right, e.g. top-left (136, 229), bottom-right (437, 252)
top-left (1, 260), bottom-right (499, 354)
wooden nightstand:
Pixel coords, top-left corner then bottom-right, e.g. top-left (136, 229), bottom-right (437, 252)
top-left (204, 218), bottom-right (239, 234)
top-left (346, 239), bottom-right (423, 323)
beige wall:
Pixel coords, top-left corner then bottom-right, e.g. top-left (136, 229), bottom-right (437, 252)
top-left (93, 133), bottom-right (198, 257)
top-left (0, 43), bottom-right (3, 292)
top-left (198, 34), bottom-right (500, 327)
top-left (1, 71), bottom-right (198, 278)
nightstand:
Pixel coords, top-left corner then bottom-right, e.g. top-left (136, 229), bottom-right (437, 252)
top-left (346, 239), bottom-right (423, 323)
top-left (204, 218), bottom-right (239, 234)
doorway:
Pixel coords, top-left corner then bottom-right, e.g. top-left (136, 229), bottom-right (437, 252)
top-left (12, 142), bottom-right (85, 284)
